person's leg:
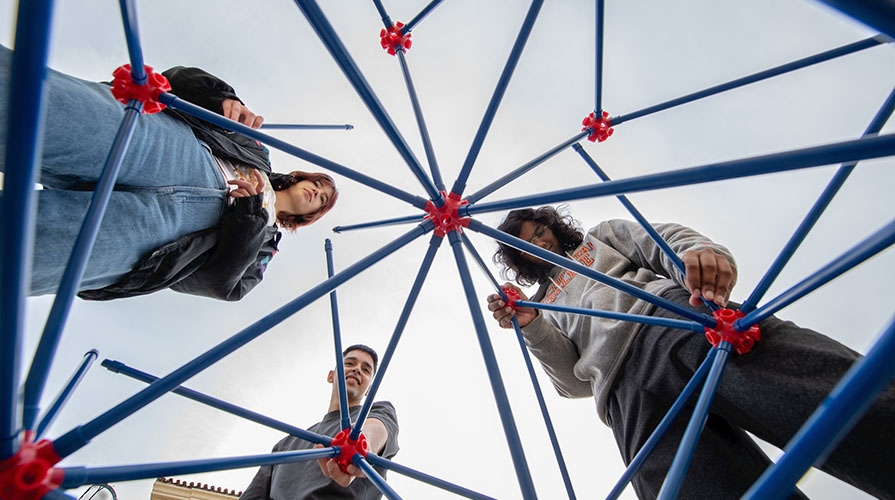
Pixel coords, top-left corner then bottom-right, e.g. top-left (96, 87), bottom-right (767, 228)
top-left (1, 44), bottom-right (222, 190)
top-left (607, 321), bottom-right (808, 500)
top-left (652, 289), bottom-right (895, 499)
top-left (29, 184), bottom-right (226, 295)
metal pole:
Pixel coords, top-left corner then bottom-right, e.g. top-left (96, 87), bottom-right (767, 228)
top-left (355, 458), bottom-right (403, 500)
top-left (261, 123), bottom-right (353, 130)
top-left (814, 0), bottom-right (895, 39)
top-left (517, 300), bottom-right (704, 332)
top-left (396, 49), bottom-right (445, 191)
top-left (117, 0), bottom-right (146, 84)
top-left (594, 0), bottom-right (605, 116)
top-left (367, 454), bottom-right (497, 500)
top-left (36, 351), bottom-right (99, 439)
top-left (403, 0), bottom-right (445, 33)
top-left (324, 239), bottom-right (351, 431)
top-left (333, 213), bottom-right (424, 234)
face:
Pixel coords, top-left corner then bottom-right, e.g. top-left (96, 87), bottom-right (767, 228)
top-left (517, 220), bottom-right (561, 264)
top-left (328, 349), bottom-right (376, 404)
top-left (284, 178), bottom-right (334, 216)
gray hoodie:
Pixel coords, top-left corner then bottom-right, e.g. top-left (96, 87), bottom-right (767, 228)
top-left (521, 219), bottom-right (734, 424)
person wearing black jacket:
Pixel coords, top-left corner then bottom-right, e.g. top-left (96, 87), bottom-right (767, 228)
top-left (0, 45), bottom-right (338, 301)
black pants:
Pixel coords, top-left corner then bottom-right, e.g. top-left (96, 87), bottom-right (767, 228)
top-left (606, 290), bottom-right (895, 500)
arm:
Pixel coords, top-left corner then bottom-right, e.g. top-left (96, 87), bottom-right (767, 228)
top-left (488, 284), bottom-right (592, 398)
top-left (318, 402), bottom-right (399, 487)
top-left (162, 66), bottom-right (263, 128)
top-left (169, 193), bottom-right (280, 301)
top-left (592, 220), bottom-right (737, 306)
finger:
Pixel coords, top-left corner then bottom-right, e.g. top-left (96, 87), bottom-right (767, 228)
top-left (250, 114), bottom-right (264, 129)
top-left (714, 257), bottom-right (735, 306)
top-left (239, 109), bottom-right (256, 127)
top-left (252, 169), bottom-right (266, 191)
top-left (683, 252), bottom-right (702, 300)
top-left (698, 251), bottom-right (718, 302)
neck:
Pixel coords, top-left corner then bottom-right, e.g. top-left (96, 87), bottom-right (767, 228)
top-left (328, 393), bottom-right (362, 413)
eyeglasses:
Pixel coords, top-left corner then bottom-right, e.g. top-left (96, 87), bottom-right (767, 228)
top-left (527, 224), bottom-right (547, 243)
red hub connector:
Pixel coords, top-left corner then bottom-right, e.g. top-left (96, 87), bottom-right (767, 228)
top-left (424, 191), bottom-right (470, 237)
top-left (501, 287), bottom-right (519, 309)
top-left (704, 309), bottom-right (761, 355)
top-left (329, 429), bottom-right (368, 473)
top-left (0, 432), bottom-right (64, 500)
top-left (581, 110), bottom-right (614, 142)
top-left (380, 22), bottom-right (412, 56)
top-left (110, 64), bottom-right (172, 114)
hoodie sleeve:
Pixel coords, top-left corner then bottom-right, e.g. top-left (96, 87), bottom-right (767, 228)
top-left (521, 309), bottom-right (594, 399)
top-left (590, 219), bottom-right (736, 291)
top-left (162, 65), bottom-right (242, 114)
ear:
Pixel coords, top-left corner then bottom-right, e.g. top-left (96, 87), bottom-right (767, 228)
top-left (327, 370), bottom-right (334, 384)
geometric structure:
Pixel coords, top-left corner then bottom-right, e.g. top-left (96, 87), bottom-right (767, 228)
top-left (2, 0), bottom-right (893, 499)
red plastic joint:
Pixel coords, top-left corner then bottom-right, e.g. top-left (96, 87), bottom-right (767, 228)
top-left (110, 64), bottom-right (172, 114)
top-left (380, 22), bottom-right (412, 55)
top-left (704, 309), bottom-right (761, 355)
top-left (501, 287), bottom-right (519, 310)
top-left (0, 432), bottom-right (64, 500)
top-left (581, 110), bottom-right (614, 142)
top-left (329, 429), bottom-right (368, 473)
top-left (424, 191), bottom-right (470, 237)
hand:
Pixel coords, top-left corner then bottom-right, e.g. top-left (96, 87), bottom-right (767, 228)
top-left (221, 98), bottom-right (264, 129)
top-left (315, 444), bottom-right (365, 487)
top-left (681, 248), bottom-right (737, 307)
top-left (487, 283), bottom-right (538, 329)
top-left (227, 169), bottom-right (266, 198)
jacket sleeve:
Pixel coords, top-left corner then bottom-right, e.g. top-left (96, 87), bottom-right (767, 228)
top-left (521, 308), bottom-right (594, 399)
top-left (170, 194), bottom-right (280, 301)
top-left (590, 219), bottom-right (736, 291)
top-left (161, 65), bottom-right (242, 114)
top-left (238, 464), bottom-right (272, 500)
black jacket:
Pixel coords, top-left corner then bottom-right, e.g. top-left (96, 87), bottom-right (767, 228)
top-left (78, 67), bottom-right (282, 301)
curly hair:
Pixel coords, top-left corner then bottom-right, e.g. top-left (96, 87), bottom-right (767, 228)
top-left (493, 206), bottom-right (584, 286)
top-left (269, 170), bottom-right (339, 230)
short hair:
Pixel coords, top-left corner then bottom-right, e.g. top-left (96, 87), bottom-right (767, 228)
top-left (269, 170), bottom-right (339, 230)
top-left (343, 344), bottom-right (379, 374)
top-left (493, 206), bottom-right (584, 286)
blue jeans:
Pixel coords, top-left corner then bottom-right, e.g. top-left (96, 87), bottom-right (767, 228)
top-left (0, 45), bottom-right (228, 295)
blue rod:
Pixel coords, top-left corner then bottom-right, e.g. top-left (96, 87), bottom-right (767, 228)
top-left (466, 131), bottom-right (590, 205)
top-left (611, 36), bottom-right (888, 126)
top-left (573, 143), bottom-right (686, 277)
top-left (51, 222), bottom-right (432, 458)
top-left (117, 0), bottom-right (146, 84)
top-left (36, 350), bottom-right (99, 440)
top-left (468, 219), bottom-right (715, 326)
top-left (371, 0), bottom-right (394, 28)
top-left (44, 489), bottom-right (78, 500)
top-left (605, 349), bottom-right (717, 500)
top-left (458, 232), bottom-right (576, 498)
top-left (351, 235), bottom-right (443, 441)
top-left (740, 86), bottom-right (895, 313)
top-left (367, 454), bottom-right (497, 500)
top-left (324, 239), bottom-right (351, 431)
top-left (0, 0), bottom-right (56, 461)
top-left (594, 0), bottom-right (605, 115)
top-left (333, 213), bottom-right (424, 233)
top-left (61, 448), bottom-right (336, 487)
top-left (101, 359), bottom-right (331, 445)
top-left (447, 231), bottom-right (538, 499)
top-left (656, 342), bottom-right (733, 500)
top-left (517, 300), bottom-right (704, 332)
top-left (465, 133), bottom-right (895, 217)
top-left (355, 458), bottom-right (403, 500)
top-left (157, 93), bottom-right (428, 210)
top-left (23, 103), bottom-right (142, 433)
top-left (450, 0), bottom-right (545, 196)
top-left (573, 143), bottom-right (718, 312)
top-left (743, 318), bottom-right (895, 500)
top-left (815, 1), bottom-right (895, 39)
top-left (736, 219), bottom-right (895, 330)
top-left (397, 49), bottom-right (445, 191)
top-left (403, 0), bottom-right (445, 33)
top-left (261, 123), bottom-right (354, 130)
top-left (292, 0), bottom-right (443, 204)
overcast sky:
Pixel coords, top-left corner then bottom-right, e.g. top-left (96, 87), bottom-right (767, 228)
top-left (3, 0), bottom-right (894, 499)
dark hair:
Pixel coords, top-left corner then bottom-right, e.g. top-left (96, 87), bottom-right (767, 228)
top-left (343, 344), bottom-right (379, 374)
top-left (493, 206), bottom-right (584, 286)
top-left (269, 170), bottom-right (339, 230)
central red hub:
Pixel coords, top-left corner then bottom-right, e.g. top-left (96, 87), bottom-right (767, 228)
top-left (704, 309), bottom-right (761, 355)
top-left (110, 64), bottom-right (172, 114)
top-left (424, 191), bottom-right (470, 237)
top-left (581, 110), bottom-right (614, 142)
top-left (502, 287), bottom-right (520, 309)
top-left (0, 432), bottom-right (64, 500)
top-left (380, 22), bottom-right (412, 56)
top-left (330, 429), bottom-right (368, 473)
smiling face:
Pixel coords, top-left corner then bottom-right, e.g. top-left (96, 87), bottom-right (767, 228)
top-left (517, 220), bottom-right (562, 264)
top-left (328, 349), bottom-right (376, 406)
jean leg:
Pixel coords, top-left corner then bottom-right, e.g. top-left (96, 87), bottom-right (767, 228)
top-left (1, 44), bottom-right (222, 191)
top-left (30, 185), bottom-right (226, 295)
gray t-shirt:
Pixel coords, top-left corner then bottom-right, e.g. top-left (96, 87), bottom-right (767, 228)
top-left (240, 402), bottom-right (399, 500)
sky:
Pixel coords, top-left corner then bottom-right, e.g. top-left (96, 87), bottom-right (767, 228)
top-left (2, 0), bottom-right (894, 499)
